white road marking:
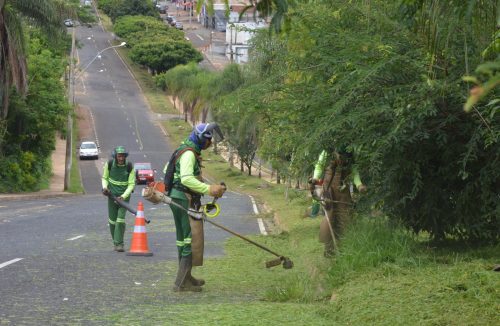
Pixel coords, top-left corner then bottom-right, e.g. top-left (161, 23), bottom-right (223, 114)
top-left (88, 109), bottom-right (100, 148)
top-left (0, 258), bottom-right (23, 269)
top-left (196, 34), bottom-right (204, 41)
top-left (133, 114), bottom-right (144, 150)
top-left (249, 195), bottom-right (267, 235)
top-left (66, 235), bottom-right (85, 241)
top-left (249, 195), bottom-right (259, 214)
top-left (258, 218), bottom-right (268, 236)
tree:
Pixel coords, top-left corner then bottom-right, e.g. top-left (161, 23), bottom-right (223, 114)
top-left (0, 0), bottom-right (66, 119)
top-left (98, 0), bottom-right (158, 22)
top-left (129, 40), bottom-right (202, 74)
top-left (0, 31), bottom-right (70, 192)
top-left (215, 0), bottom-right (499, 240)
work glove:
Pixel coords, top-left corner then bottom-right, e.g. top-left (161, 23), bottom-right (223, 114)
top-left (208, 184), bottom-right (226, 198)
top-left (102, 188), bottom-right (110, 196)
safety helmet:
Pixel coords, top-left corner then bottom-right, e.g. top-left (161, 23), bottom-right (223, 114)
top-left (112, 146), bottom-right (128, 158)
top-left (193, 122), bottom-right (224, 142)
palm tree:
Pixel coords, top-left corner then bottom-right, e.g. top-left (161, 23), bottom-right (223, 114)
top-left (0, 0), bottom-right (67, 119)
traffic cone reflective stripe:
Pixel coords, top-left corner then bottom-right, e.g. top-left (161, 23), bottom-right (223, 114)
top-left (126, 201), bottom-right (153, 256)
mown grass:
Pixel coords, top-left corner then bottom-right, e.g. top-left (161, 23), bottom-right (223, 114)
top-left (96, 28), bottom-right (499, 324)
top-left (68, 113), bottom-right (84, 193)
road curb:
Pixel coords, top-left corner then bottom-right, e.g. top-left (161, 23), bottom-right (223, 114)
top-left (0, 192), bottom-right (80, 202)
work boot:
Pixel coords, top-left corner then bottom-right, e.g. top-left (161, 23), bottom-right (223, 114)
top-left (185, 255), bottom-right (205, 286)
top-left (115, 244), bottom-right (124, 252)
top-left (173, 257), bottom-right (202, 292)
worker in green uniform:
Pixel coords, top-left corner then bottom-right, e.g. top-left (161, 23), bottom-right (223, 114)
top-left (309, 148), bottom-right (367, 257)
top-left (169, 123), bottom-right (226, 292)
top-left (309, 150), bottom-right (328, 217)
top-left (102, 146), bottom-right (135, 252)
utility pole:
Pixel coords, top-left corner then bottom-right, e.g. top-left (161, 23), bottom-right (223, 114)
top-left (64, 27), bottom-right (76, 191)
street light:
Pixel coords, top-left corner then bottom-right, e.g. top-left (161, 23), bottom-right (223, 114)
top-left (65, 41), bottom-right (127, 191)
top-left (71, 41), bottom-right (126, 105)
top-left (73, 42), bottom-right (127, 85)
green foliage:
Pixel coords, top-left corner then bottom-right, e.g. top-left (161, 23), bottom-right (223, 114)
top-left (0, 150), bottom-right (48, 192)
top-left (215, 0), bottom-right (499, 240)
top-left (97, 0), bottom-right (159, 22)
top-left (113, 15), bottom-right (167, 39)
top-left (328, 216), bottom-right (418, 286)
top-left (0, 30), bottom-right (69, 192)
top-left (129, 40), bottom-right (202, 74)
top-left (67, 0), bottom-right (97, 24)
top-left (125, 29), bottom-right (184, 48)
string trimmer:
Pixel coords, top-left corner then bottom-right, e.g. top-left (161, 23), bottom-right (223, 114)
top-left (141, 185), bottom-right (293, 269)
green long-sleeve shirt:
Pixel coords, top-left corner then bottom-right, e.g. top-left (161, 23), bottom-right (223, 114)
top-left (102, 160), bottom-right (135, 199)
top-left (177, 150), bottom-right (209, 195)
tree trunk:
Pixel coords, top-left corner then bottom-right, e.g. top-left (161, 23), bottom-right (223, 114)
top-left (201, 107), bottom-right (209, 122)
top-left (229, 146), bottom-right (234, 167)
top-left (182, 101), bottom-right (188, 122)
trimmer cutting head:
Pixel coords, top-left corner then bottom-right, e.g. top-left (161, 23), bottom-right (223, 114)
top-left (265, 256), bottom-right (294, 269)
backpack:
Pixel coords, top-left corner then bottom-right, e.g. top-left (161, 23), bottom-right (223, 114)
top-left (163, 147), bottom-right (195, 195)
top-left (108, 159), bottom-right (133, 174)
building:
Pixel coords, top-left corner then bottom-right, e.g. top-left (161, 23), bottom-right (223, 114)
top-left (225, 21), bottom-right (266, 64)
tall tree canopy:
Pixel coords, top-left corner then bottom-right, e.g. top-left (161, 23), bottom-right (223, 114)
top-left (0, 0), bottom-right (67, 118)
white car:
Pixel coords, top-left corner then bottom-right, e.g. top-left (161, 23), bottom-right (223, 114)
top-left (79, 141), bottom-right (99, 160)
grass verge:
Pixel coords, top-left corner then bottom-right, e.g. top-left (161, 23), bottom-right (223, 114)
top-left (68, 113), bottom-right (84, 193)
top-left (95, 22), bottom-right (499, 324)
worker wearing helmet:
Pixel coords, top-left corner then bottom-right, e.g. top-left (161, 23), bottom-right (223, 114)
top-left (169, 122), bottom-right (226, 292)
top-left (102, 146), bottom-right (135, 252)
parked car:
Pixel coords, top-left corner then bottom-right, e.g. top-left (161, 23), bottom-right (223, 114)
top-left (175, 22), bottom-right (183, 30)
top-left (165, 15), bottom-right (175, 25)
top-left (64, 19), bottom-right (74, 27)
top-left (79, 141), bottom-right (99, 160)
top-left (169, 18), bottom-right (177, 27)
top-left (158, 4), bottom-right (168, 14)
top-left (215, 21), bottom-right (226, 32)
top-left (134, 162), bottom-right (155, 185)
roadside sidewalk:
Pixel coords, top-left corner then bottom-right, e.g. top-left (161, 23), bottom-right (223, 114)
top-left (0, 136), bottom-right (76, 202)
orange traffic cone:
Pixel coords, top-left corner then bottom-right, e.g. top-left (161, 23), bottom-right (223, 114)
top-left (126, 201), bottom-right (153, 256)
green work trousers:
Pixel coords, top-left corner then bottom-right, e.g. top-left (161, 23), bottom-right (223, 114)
top-left (170, 197), bottom-right (192, 258)
top-left (107, 197), bottom-right (128, 246)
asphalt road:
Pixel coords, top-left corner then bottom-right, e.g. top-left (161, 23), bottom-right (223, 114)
top-left (0, 18), bottom-right (259, 325)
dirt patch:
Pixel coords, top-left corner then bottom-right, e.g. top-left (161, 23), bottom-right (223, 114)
top-left (76, 105), bottom-right (93, 142)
